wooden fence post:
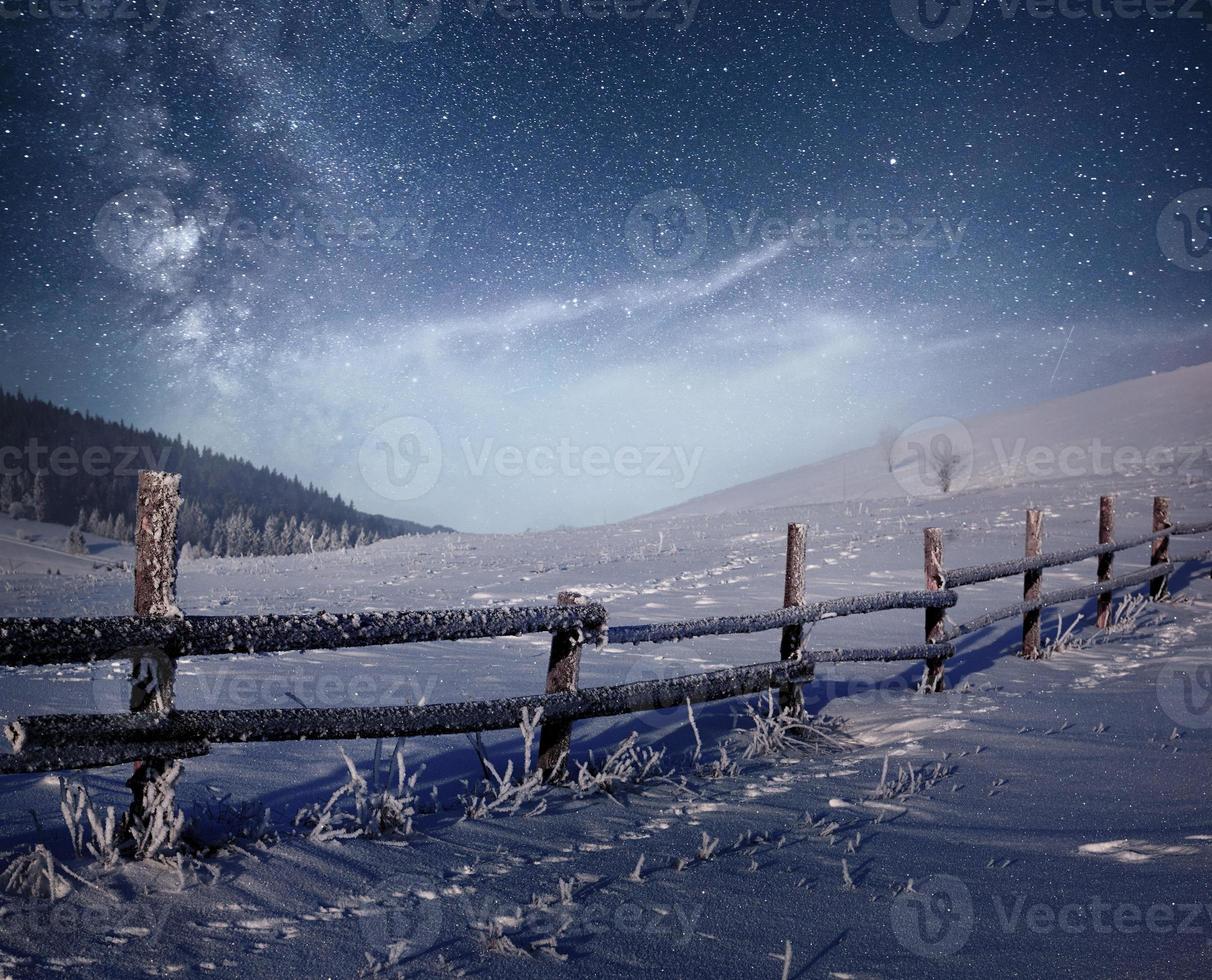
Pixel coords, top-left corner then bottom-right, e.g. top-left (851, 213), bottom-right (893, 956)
top-left (1096, 495), bottom-right (1115, 628)
top-left (537, 590), bottom-right (586, 782)
top-left (778, 522), bottom-right (808, 713)
top-left (128, 471), bottom-right (182, 825)
top-left (1151, 496), bottom-right (1171, 600)
top-left (922, 528), bottom-right (946, 692)
top-left (1021, 509), bottom-right (1043, 659)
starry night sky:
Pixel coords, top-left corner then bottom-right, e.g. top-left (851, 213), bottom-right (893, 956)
top-left (0, 0), bottom-right (1209, 531)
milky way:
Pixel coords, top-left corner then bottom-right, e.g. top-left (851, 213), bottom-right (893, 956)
top-left (0, 0), bottom-right (1209, 530)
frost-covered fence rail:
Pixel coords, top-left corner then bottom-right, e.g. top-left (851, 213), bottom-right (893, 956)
top-left (941, 522), bottom-right (1212, 588)
top-left (939, 498), bottom-right (1212, 656)
top-left (604, 590), bottom-right (954, 646)
top-left (0, 605), bottom-right (610, 669)
top-left (6, 645), bottom-right (953, 772)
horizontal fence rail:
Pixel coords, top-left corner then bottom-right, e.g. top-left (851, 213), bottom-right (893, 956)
top-left (0, 741), bottom-right (214, 776)
top-left (944, 521), bottom-right (1212, 588)
top-left (0, 605), bottom-right (610, 669)
top-left (605, 590), bottom-right (956, 646)
top-left (1, 644), bottom-right (956, 774)
top-left (942, 562), bottom-right (1178, 640)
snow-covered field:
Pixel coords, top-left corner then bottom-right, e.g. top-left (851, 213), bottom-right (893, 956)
top-left (2, 365), bottom-right (1211, 978)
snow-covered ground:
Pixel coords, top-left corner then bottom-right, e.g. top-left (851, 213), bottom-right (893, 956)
top-left (1, 364), bottom-right (1211, 978)
top-left (0, 514), bottom-right (132, 579)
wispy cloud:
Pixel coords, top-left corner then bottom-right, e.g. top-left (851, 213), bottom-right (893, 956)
top-left (397, 237), bottom-right (793, 347)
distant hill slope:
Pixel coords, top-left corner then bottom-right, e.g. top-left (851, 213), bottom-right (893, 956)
top-left (0, 389), bottom-right (451, 556)
top-left (651, 361), bottom-right (1212, 518)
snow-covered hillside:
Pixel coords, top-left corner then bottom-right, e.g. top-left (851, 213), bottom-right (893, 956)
top-left (1, 366), bottom-right (1211, 979)
top-left (0, 514), bottom-right (132, 578)
top-left (653, 361), bottom-right (1212, 518)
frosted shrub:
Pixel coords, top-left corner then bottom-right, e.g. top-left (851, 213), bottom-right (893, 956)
top-left (1042, 612), bottom-right (1086, 656)
top-left (459, 709), bottom-right (549, 820)
top-left (127, 762), bottom-right (186, 859)
top-left (59, 773), bottom-right (272, 864)
top-left (1, 845), bottom-right (71, 901)
top-left (295, 743), bottom-right (419, 842)
top-left (734, 694), bottom-right (847, 760)
top-left (475, 919), bottom-right (530, 958)
top-left (1102, 593), bottom-right (1152, 635)
top-left (59, 779), bottom-right (120, 869)
top-left (700, 743), bottom-right (739, 780)
top-left (359, 941), bottom-right (412, 977)
top-left (869, 754), bottom-right (952, 801)
top-left (472, 914), bottom-right (568, 962)
top-left (1039, 594), bottom-right (1155, 656)
top-left (572, 731), bottom-right (669, 798)
top-left (459, 756), bottom-right (547, 820)
top-left (184, 794), bottom-right (277, 854)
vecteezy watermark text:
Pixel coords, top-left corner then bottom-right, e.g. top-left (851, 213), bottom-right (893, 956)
top-left (893, 875), bottom-right (1212, 958)
top-left (891, 0), bottom-right (1212, 43)
top-left (990, 437), bottom-right (1211, 480)
top-left (888, 414), bottom-right (1211, 499)
top-left (0, 0), bottom-right (166, 29)
top-left (726, 209), bottom-right (969, 256)
top-left (1, 440), bottom-right (172, 478)
top-left (460, 437), bottom-right (702, 488)
top-left (463, 0), bottom-right (699, 27)
top-left (93, 188), bottom-right (435, 275)
top-left (215, 211), bottom-right (434, 257)
top-left (358, 0), bottom-right (699, 42)
top-left (624, 188), bottom-right (971, 272)
top-left (357, 416), bottom-right (704, 503)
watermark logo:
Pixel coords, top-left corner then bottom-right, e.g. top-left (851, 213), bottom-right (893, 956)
top-left (356, 422), bottom-right (704, 503)
top-left (466, 0), bottom-right (699, 27)
top-left (893, 0), bottom-right (1211, 42)
top-left (94, 189), bottom-right (436, 285)
top-left (360, 0), bottom-right (443, 41)
top-left (218, 212), bottom-right (434, 257)
top-left (727, 209), bottom-right (968, 256)
top-left (357, 872), bottom-right (446, 956)
top-left (890, 874), bottom-right (974, 957)
top-left (92, 187), bottom-right (184, 276)
top-left (625, 188), bottom-right (708, 273)
top-left (990, 438), bottom-right (1209, 481)
top-left (91, 661), bottom-right (443, 713)
top-left (1, 440), bottom-right (172, 478)
top-left (90, 647), bottom-right (176, 713)
top-left (890, 0), bottom-right (975, 42)
top-left (883, 427), bottom-right (1209, 497)
top-left (991, 893), bottom-right (1212, 938)
top-left (459, 437), bottom-right (702, 489)
top-left (627, 190), bottom-right (971, 272)
top-left (360, 0), bottom-right (700, 37)
top-left (1157, 664), bottom-right (1212, 729)
top-left (0, 0), bottom-right (167, 31)
top-left (359, 416), bottom-right (444, 503)
top-left (1157, 189), bottom-right (1212, 272)
top-left (891, 417), bottom-right (974, 497)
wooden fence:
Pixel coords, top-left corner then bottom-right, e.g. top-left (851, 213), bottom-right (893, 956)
top-left (1, 473), bottom-right (1210, 804)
